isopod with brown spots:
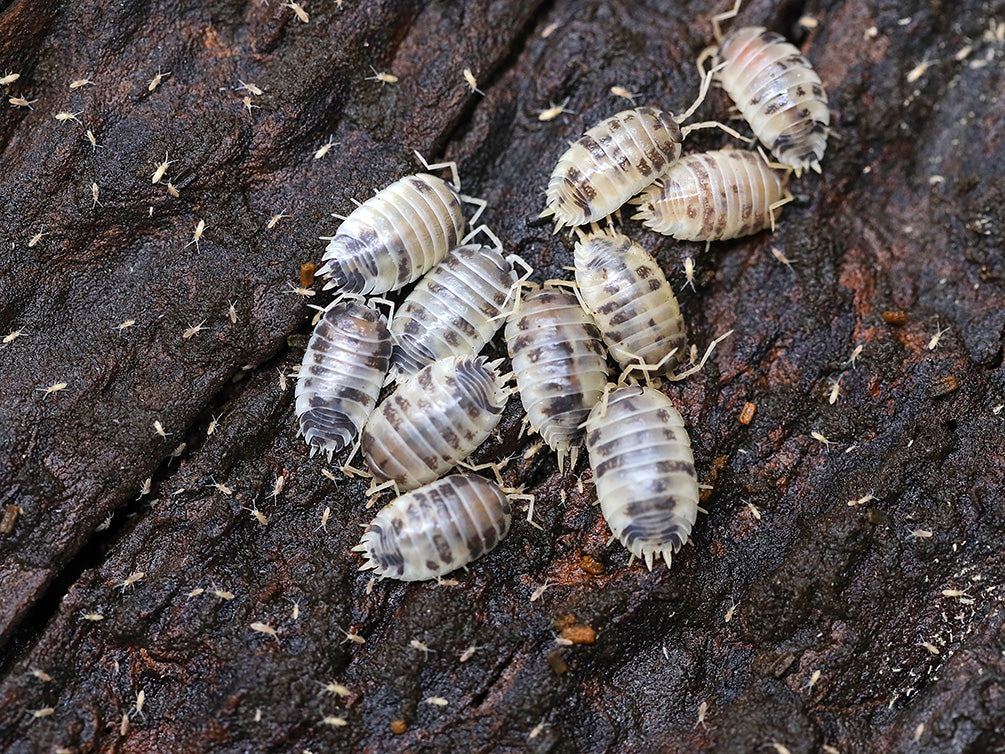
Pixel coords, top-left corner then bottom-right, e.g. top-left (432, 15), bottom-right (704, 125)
top-left (318, 154), bottom-right (485, 295)
top-left (540, 107), bottom-right (684, 231)
top-left (505, 286), bottom-right (609, 468)
top-left (573, 229), bottom-right (687, 375)
top-left (585, 386), bottom-right (698, 569)
top-left (361, 355), bottom-right (508, 491)
top-left (707, 15), bottom-right (830, 173)
top-left (354, 474), bottom-right (512, 581)
top-left (295, 301), bottom-right (392, 459)
top-left (389, 241), bottom-right (530, 378)
top-left (632, 149), bottom-right (790, 242)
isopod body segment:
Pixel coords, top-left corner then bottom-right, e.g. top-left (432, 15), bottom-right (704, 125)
top-left (319, 173), bottom-right (466, 295)
top-left (632, 149), bottom-right (789, 242)
top-left (714, 27), bottom-right (829, 173)
top-left (574, 230), bottom-right (687, 374)
top-left (295, 301), bottom-right (391, 459)
top-left (355, 474), bottom-right (512, 581)
top-left (505, 287), bottom-right (609, 466)
top-left (542, 107), bottom-right (683, 230)
top-left (390, 244), bottom-right (520, 378)
top-left (585, 386), bottom-right (698, 569)
top-left (361, 355), bottom-right (508, 490)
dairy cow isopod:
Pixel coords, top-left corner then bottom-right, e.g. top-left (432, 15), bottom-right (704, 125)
top-left (354, 474), bottom-right (512, 581)
top-left (295, 301), bottom-right (391, 459)
top-left (586, 387), bottom-right (699, 570)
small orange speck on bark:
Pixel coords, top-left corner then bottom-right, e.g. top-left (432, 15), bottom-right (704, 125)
top-left (561, 625), bottom-right (596, 644)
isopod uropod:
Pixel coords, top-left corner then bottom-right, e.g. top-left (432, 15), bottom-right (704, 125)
top-left (505, 287), bottom-right (609, 467)
top-left (354, 474), bottom-right (512, 581)
top-left (389, 243), bottom-right (528, 378)
top-left (541, 107), bottom-right (683, 231)
top-left (573, 229), bottom-right (687, 375)
top-left (361, 355), bottom-right (508, 491)
top-left (711, 24), bottom-right (830, 173)
top-left (319, 155), bottom-right (485, 295)
top-left (585, 386), bottom-right (698, 569)
top-left (295, 301), bottom-right (391, 458)
top-left (632, 148), bottom-right (790, 242)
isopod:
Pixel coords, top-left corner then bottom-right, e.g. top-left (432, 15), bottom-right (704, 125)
top-left (296, 301), bottom-right (391, 459)
top-left (354, 474), bottom-right (512, 581)
top-left (318, 155), bottom-right (483, 295)
top-left (361, 355), bottom-right (508, 490)
top-left (389, 242), bottom-right (528, 378)
top-left (573, 229), bottom-right (686, 375)
top-left (711, 23), bottom-right (830, 173)
top-left (585, 386), bottom-right (698, 569)
top-left (505, 287), bottom-right (609, 467)
top-left (632, 149), bottom-right (789, 242)
top-left (541, 107), bottom-right (683, 231)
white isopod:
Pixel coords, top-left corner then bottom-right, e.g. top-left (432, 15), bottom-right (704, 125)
top-left (295, 301), bottom-right (391, 458)
top-left (632, 148), bottom-right (790, 242)
top-left (505, 287), bottom-right (609, 467)
top-left (711, 24), bottom-right (830, 173)
top-left (541, 107), bottom-right (683, 231)
top-left (586, 386), bottom-right (698, 569)
top-left (353, 474), bottom-right (512, 581)
top-left (361, 355), bottom-right (508, 490)
top-left (573, 229), bottom-right (687, 375)
top-left (318, 156), bottom-right (484, 295)
top-left (389, 243), bottom-right (527, 378)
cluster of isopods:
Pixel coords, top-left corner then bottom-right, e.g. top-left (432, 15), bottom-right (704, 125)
top-left (295, 5), bottom-right (831, 580)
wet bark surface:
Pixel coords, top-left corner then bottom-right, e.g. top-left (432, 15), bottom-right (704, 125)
top-left (1, 0), bottom-right (1004, 751)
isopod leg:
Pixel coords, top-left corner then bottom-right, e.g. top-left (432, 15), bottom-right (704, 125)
top-left (461, 223), bottom-right (503, 250)
top-left (365, 477), bottom-right (398, 503)
top-left (768, 190), bottom-right (794, 232)
top-left (756, 144), bottom-right (795, 173)
top-left (711, 0), bottom-right (742, 44)
top-left (460, 195), bottom-right (488, 226)
top-left (457, 458), bottom-right (509, 486)
top-left (620, 348), bottom-right (680, 387)
top-left (413, 150), bottom-right (461, 190)
top-left (667, 329), bottom-right (734, 381)
top-left (677, 57), bottom-right (719, 124)
top-left (500, 254), bottom-right (536, 317)
top-left (341, 438), bottom-right (372, 479)
top-left (681, 119), bottom-right (751, 143)
top-left (368, 295), bottom-right (396, 325)
top-left (696, 45), bottom-right (718, 82)
top-left (508, 279), bottom-right (539, 320)
top-left (508, 492), bottom-right (541, 530)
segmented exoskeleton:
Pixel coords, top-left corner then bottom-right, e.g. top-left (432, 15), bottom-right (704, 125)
top-left (361, 355), bottom-right (508, 491)
top-left (585, 386), bottom-right (699, 570)
top-left (295, 300), bottom-right (391, 459)
top-left (573, 229), bottom-right (687, 375)
top-left (633, 148), bottom-right (790, 241)
top-left (505, 286), bottom-right (609, 468)
top-left (390, 243), bottom-right (527, 378)
top-left (354, 474), bottom-right (512, 581)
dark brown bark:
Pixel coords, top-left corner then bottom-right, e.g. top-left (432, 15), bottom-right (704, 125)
top-left (1, 0), bottom-right (1003, 751)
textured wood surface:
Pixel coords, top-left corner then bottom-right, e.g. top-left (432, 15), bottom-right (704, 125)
top-left (1, 0), bottom-right (1003, 751)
